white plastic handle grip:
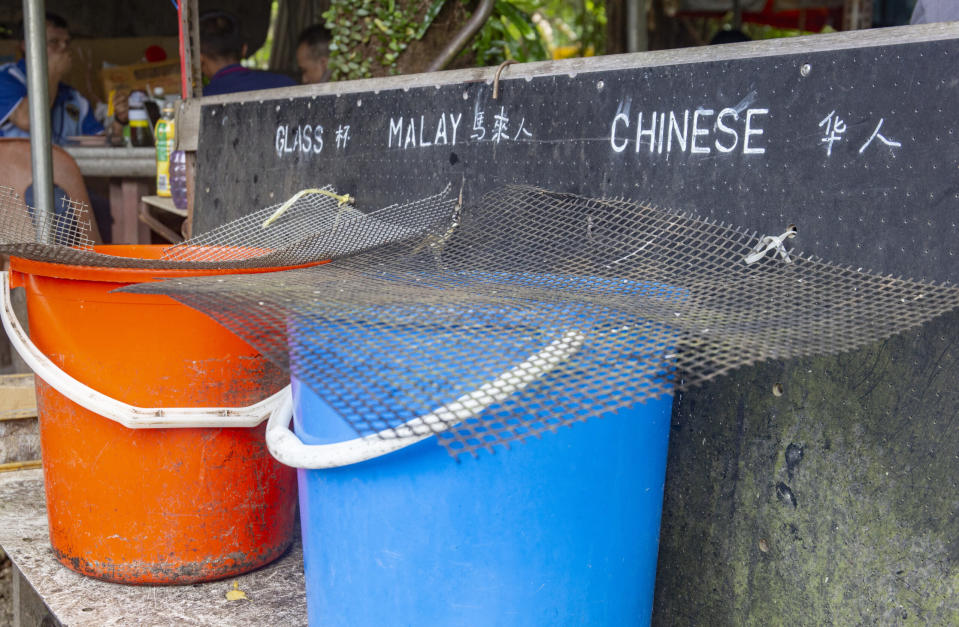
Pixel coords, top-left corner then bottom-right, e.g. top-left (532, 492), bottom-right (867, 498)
top-left (265, 329), bottom-right (585, 469)
top-left (0, 270), bottom-right (289, 429)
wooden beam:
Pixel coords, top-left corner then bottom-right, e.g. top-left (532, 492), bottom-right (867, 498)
top-left (0, 374), bottom-right (35, 422)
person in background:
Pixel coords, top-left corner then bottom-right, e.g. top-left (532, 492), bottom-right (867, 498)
top-left (0, 12), bottom-right (117, 241)
top-left (709, 27), bottom-right (751, 45)
top-left (910, 0), bottom-right (959, 24)
top-left (296, 24), bottom-right (332, 84)
top-left (199, 11), bottom-right (296, 96)
top-left (0, 12), bottom-right (117, 144)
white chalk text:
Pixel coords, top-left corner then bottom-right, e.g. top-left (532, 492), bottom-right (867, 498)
top-left (610, 107), bottom-right (769, 156)
top-left (275, 123), bottom-right (325, 156)
top-left (388, 113), bottom-right (463, 149)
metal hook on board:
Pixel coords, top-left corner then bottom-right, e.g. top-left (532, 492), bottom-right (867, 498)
top-left (492, 60), bottom-right (517, 100)
top-left (744, 224), bottom-right (798, 265)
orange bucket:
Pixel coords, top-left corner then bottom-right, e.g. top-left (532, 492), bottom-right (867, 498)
top-left (4, 245), bottom-right (318, 584)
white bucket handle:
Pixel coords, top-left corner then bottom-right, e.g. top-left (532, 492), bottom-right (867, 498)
top-left (265, 330), bottom-right (585, 469)
top-left (0, 270), bottom-right (289, 429)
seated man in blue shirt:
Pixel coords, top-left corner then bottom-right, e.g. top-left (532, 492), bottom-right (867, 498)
top-left (0, 12), bottom-right (104, 145)
top-left (200, 11), bottom-right (297, 96)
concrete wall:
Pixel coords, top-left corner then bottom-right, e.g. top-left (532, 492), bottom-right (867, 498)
top-left (654, 308), bottom-right (959, 624)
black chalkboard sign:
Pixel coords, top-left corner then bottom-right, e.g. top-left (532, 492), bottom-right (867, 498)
top-left (196, 29), bottom-right (959, 284)
top-left (190, 26), bottom-right (959, 623)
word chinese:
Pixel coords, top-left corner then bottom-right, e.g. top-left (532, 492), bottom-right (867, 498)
top-left (610, 107), bottom-right (769, 156)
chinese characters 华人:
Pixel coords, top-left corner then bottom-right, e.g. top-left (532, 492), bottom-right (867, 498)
top-left (819, 111), bottom-right (901, 156)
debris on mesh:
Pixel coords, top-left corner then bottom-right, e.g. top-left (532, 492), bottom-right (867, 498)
top-left (125, 184), bottom-right (959, 457)
top-left (0, 183), bottom-right (456, 269)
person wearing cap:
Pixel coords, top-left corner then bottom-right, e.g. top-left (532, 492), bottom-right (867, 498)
top-left (0, 12), bottom-right (117, 144)
top-left (296, 24), bottom-right (332, 84)
top-left (200, 11), bottom-right (296, 96)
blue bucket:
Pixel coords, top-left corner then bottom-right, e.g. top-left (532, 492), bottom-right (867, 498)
top-left (271, 355), bottom-right (674, 625)
top-left (265, 273), bottom-right (679, 625)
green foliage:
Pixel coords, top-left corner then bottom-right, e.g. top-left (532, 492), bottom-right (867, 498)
top-left (470, 0), bottom-right (607, 65)
top-left (322, 0), bottom-right (605, 80)
top-left (324, 0), bottom-right (448, 80)
top-left (247, 0), bottom-right (279, 70)
top-left (520, 0), bottom-right (606, 57)
top-left (472, 1), bottom-right (548, 66)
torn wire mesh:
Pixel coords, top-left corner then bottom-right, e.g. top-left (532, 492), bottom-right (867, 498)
top-left (0, 186), bottom-right (97, 249)
top-left (0, 184), bottom-right (456, 269)
top-left (125, 185), bottom-right (959, 457)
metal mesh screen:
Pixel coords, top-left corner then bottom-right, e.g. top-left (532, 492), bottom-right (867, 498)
top-left (0, 186), bottom-right (97, 251)
top-left (0, 184), bottom-right (455, 269)
top-left (126, 185), bottom-right (959, 457)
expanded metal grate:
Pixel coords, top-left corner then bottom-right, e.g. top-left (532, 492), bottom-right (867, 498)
top-left (0, 185), bottom-right (97, 251)
top-left (123, 185), bottom-right (959, 457)
top-left (0, 184), bottom-right (456, 269)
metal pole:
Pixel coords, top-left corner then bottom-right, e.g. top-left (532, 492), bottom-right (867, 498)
top-left (22, 0), bottom-right (54, 243)
top-left (626, 0), bottom-right (648, 53)
top-left (180, 0), bottom-right (203, 98)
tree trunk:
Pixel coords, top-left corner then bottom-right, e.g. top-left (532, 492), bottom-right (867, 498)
top-left (269, 0), bottom-right (332, 75)
top-left (324, 0), bottom-right (480, 80)
top-left (607, 0), bottom-right (629, 55)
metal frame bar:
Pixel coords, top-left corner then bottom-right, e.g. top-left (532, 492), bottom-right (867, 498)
top-left (21, 0), bottom-right (54, 243)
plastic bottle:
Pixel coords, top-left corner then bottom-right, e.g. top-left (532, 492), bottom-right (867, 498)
top-left (170, 150), bottom-right (188, 210)
top-left (128, 92), bottom-right (154, 148)
top-left (145, 87), bottom-right (164, 127)
top-left (155, 105), bottom-right (176, 197)
top-left (144, 99), bottom-right (160, 129)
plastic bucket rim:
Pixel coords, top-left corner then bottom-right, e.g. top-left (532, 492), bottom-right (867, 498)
top-left (9, 244), bottom-right (327, 284)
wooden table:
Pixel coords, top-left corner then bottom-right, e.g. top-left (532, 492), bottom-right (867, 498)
top-left (63, 146), bottom-right (155, 245)
top-left (0, 469), bottom-right (308, 626)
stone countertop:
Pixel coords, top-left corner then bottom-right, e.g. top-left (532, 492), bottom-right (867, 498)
top-left (0, 469), bottom-right (308, 626)
top-left (61, 146), bottom-right (157, 178)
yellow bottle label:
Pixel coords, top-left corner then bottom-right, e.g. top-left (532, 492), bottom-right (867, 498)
top-left (157, 161), bottom-right (171, 196)
top-left (155, 118), bottom-right (175, 196)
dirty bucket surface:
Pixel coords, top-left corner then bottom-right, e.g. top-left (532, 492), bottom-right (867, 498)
top-left (11, 246), bottom-right (300, 584)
